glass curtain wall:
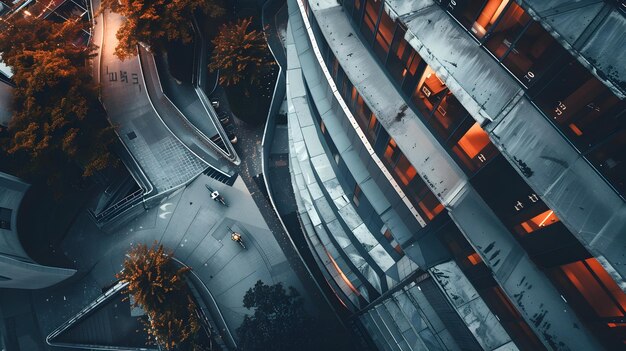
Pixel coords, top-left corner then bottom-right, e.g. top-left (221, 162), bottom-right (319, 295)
top-left (433, 0), bottom-right (625, 196)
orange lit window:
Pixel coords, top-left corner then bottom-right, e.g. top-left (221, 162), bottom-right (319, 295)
top-left (394, 35), bottom-right (407, 61)
top-left (519, 210), bottom-right (560, 234)
top-left (418, 198), bottom-right (444, 221)
top-left (472, 0), bottom-right (511, 38)
top-left (467, 253), bottom-right (482, 265)
top-left (367, 114), bottom-right (378, 133)
top-left (456, 122), bottom-right (491, 158)
top-left (384, 138), bottom-right (398, 162)
top-left (394, 244), bottom-right (404, 256)
top-left (383, 229), bottom-right (393, 240)
top-left (375, 10), bottom-right (394, 50)
top-left (586, 259), bottom-right (626, 312)
top-left (561, 258), bottom-right (626, 318)
top-left (351, 86), bottom-right (358, 105)
top-left (569, 123), bottom-right (583, 136)
top-left (394, 156), bottom-right (417, 186)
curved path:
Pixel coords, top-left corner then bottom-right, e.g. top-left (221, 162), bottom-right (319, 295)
top-left (31, 175), bottom-right (309, 349)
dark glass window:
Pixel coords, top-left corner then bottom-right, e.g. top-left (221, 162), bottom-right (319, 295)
top-left (379, 138), bottom-right (443, 222)
top-left (353, 0), bottom-right (365, 22)
top-left (0, 207), bottom-right (11, 230)
top-left (449, 119), bottom-right (499, 173)
top-left (429, 93), bottom-right (470, 140)
top-left (360, 0), bottom-right (382, 44)
top-left (411, 182), bottom-right (444, 221)
top-left (382, 137), bottom-right (401, 165)
top-left (535, 60), bottom-right (626, 150)
top-left (483, 2), bottom-right (530, 56)
top-left (393, 155), bottom-right (417, 186)
top-left (471, 156), bottom-right (589, 268)
top-left (374, 8), bottom-right (395, 61)
top-left (366, 113), bottom-right (379, 141)
top-left (548, 258), bottom-right (626, 349)
top-left (386, 25), bottom-right (411, 83)
top-left (355, 94), bottom-right (374, 131)
top-left (499, 22), bottom-right (566, 87)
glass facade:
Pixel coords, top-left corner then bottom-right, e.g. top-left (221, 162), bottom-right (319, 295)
top-left (300, 1), bottom-right (626, 348)
top-left (432, 0), bottom-right (626, 196)
top-left (324, 48), bottom-right (444, 223)
top-left (438, 222), bottom-right (546, 351)
top-left (471, 156), bottom-right (626, 349)
top-left (344, 0), bottom-right (501, 175)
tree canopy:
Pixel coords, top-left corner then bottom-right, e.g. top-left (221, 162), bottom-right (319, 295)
top-left (0, 16), bottom-right (115, 187)
top-left (209, 17), bottom-right (275, 87)
top-left (237, 280), bottom-right (318, 351)
top-left (118, 242), bottom-right (206, 350)
top-left (100, 0), bottom-right (225, 59)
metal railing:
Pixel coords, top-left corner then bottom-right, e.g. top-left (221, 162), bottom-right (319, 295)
top-left (46, 281), bottom-right (159, 351)
top-left (90, 187), bottom-right (145, 222)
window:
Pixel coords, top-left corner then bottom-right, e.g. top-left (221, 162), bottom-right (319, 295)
top-left (516, 209), bottom-right (560, 235)
top-left (550, 258), bottom-right (626, 351)
top-left (439, 223), bottom-right (546, 350)
top-left (450, 120), bottom-right (498, 172)
top-left (560, 258), bottom-right (626, 318)
top-left (483, 2), bottom-right (529, 56)
top-left (383, 228), bottom-right (393, 240)
top-left (429, 92), bottom-right (470, 140)
top-left (360, 0), bottom-right (382, 43)
top-left (383, 138), bottom-right (401, 164)
top-left (412, 66), bottom-right (448, 118)
top-left (386, 24), bottom-right (425, 93)
top-left (393, 155), bottom-right (417, 186)
top-left (439, 0), bottom-right (511, 38)
top-left (353, 184), bottom-right (362, 207)
top-left (0, 207), bottom-right (11, 230)
top-left (394, 244), bottom-right (405, 256)
top-left (467, 253), bottom-right (483, 265)
top-left (534, 60), bottom-right (626, 150)
top-left (416, 190), bottom-right (444, 221)
top-left (367, 113), bottom-right (379, 141)
top-left (471, 156), bottom-right (590, 268)
top-left (407, 179), bottom-right (444, 221)
top-left (498, 21), bottom-right (566, 87)
top-left (355, 95), bottom-right (374, 132)
top-left (531, 59), bottom-right (626, 196)
top-left (374, 8), bottom-right (395, 61)
top-left (352, 0), bottom-right (365, 22)
top-left (438, 0), bottom-right (566, 90)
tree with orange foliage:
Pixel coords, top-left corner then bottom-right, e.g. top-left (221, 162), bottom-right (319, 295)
top-left (100, 0), bottom-right (225, 59)
top-left (118, 242), bottom-right (206, 350)
top-left (209, 17), bottom-right (275, 87)
top-left (0, 16), bottom-right (116, 189)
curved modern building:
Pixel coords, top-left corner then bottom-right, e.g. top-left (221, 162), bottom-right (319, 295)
top-left (286, 0), bottom-right (625, 350)
top-left (0, 172), bottom-right (76, 289)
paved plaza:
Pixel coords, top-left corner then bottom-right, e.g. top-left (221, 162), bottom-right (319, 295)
top-left (31, 174), bottom-right (309, 347)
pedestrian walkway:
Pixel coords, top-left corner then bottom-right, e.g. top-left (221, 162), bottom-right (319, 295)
top-left (31, 175), bottom-right (308, 349)
top-left (98, 8), bottom-right (208, 193)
